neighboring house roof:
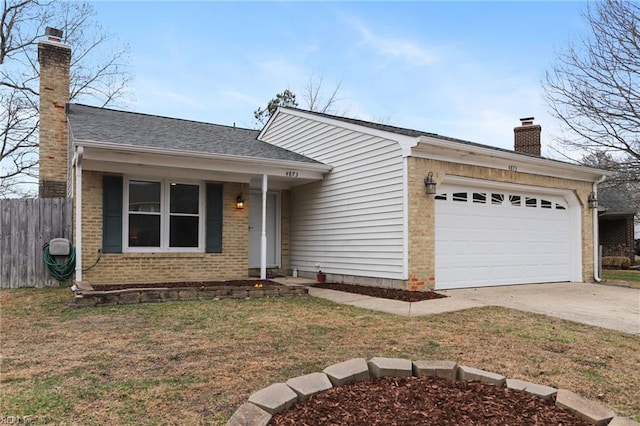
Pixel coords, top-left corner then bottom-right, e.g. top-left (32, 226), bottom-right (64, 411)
top-left (598, 187), bottom-right (637, 217)
top-left (66, 103), bottom-right (321, 164)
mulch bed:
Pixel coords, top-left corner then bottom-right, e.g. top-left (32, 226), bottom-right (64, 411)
top-left (91, 280), bottom-right (280, 291)
top-left (270, 376), bottom-right (587, 425)
top-left (91, 280), bottom-right (446, 302)
top-left (313, 282), bottom-right (447, 302)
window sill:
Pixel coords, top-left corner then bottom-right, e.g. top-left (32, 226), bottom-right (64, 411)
top-left (109, 252), bottom-right (212, 259)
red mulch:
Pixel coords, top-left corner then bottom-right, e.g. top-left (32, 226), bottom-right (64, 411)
top-left (91, 280), bottom-right (446, 302)
top-left (270, 376), bottom-right (587, 426)
top-left (91, 280), bottom-right (280, 291)
top-left (313, 282), bottom-right (447, 302)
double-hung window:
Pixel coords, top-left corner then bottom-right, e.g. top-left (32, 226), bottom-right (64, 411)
top-left (124, 178), bottom-right (204, 252)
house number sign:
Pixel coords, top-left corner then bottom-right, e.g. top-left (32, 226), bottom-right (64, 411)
top-left (285, 171), bottom-right (299, 178)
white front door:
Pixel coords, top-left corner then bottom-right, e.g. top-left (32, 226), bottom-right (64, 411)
top-left (249, 191), bottom-right (280, 268)
top-left (434, 185), bottom-right (576, 289)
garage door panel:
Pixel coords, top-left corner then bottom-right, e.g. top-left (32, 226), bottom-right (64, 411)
top-left (435, 186), bottom-right (572, 289)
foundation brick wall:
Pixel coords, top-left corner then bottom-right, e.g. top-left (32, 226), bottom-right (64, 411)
top-left (38, 40), bottom-right (71, 198)
top-left (407, 157), bottom-right (595, 290)
top-left (80, 171), bottom-right (250, 285)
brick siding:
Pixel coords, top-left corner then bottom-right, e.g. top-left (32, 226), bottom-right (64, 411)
top-left (38, 41), bottom-right (70, 198)
top-left (513, 125), bottom-right (542, 156)
top-left (80, 171), bottom-right (250, 285)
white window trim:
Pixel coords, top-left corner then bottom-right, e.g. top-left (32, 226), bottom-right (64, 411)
top-left (123, 177), bottom-right (205, 253)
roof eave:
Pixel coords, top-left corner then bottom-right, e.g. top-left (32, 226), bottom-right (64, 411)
top-left (73, 138), bottom-right (332, 173)
top-left (413, 136), bottom-right (611, 182)
top-left (599, 212), bottom-right (637, 218)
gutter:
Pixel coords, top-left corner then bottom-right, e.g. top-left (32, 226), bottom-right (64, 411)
top-left (593, 175), bottom-right (608, 283)
top-left (74, 139), bottom-right (332, 173)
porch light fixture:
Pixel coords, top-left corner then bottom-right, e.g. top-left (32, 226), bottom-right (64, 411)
top-left (236, 193), bottom-right (245, 209)
top-left (587, 191), bottom-right (598, 209)
top-left (424, 172), bottom-right (437, 195)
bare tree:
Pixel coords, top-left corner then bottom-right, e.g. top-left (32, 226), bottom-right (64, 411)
top-left (302, 73), bottom-right (344, 114)
top-left (254, 74), bottom-right (348, 126)
top-left (543, 0), bottom-right (640, 181)
top-left (583, 151), bottom-right (640, 242)
top-left (1, 0), bottom-right (131, 197)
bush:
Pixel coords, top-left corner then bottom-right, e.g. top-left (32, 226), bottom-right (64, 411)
top-left (602, 256), bottom-right (631, 270)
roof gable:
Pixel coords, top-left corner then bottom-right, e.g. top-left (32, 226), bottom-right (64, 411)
top-left (271, 107), bottom-right (546, 160)
top-left (263, 107), bottom-right (608, 182)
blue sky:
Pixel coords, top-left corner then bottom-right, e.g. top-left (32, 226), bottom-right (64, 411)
top-left (91, 1), bottom-right (587, 154)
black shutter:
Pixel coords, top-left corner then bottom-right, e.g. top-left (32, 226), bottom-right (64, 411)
top-left (206, 184), bottom-right (223, 253)
top-left (102, 175), bottom-right (123, 253)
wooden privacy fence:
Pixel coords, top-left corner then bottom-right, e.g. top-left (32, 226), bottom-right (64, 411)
top-left (0, 198), bottom-right (73, 288)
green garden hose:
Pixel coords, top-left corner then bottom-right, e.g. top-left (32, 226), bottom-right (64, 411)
top-left (43, 243), bottom-right (102, 282)
top-left (43, 243), bottom-right (76, 281)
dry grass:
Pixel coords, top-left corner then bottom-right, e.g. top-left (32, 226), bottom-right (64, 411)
top-left (1, 288), bottom-right (639, 425)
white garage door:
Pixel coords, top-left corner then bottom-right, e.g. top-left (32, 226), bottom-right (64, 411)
top-left (435, 185), bottom-right (572, 289)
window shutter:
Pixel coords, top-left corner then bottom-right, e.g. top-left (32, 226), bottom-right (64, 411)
top-left (102, 175), bottom-right (123, 253)
top-left (206, 184), bottom-right (223, 253)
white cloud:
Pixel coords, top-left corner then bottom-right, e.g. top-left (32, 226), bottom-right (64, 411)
top-left (221, 90), bottom-right (262, 108)
top-left (258, 59), bottom-right (306, 84)
top-left (349, 17), bottom-right (436, 66)
top-left (149, 89), bottom-right (207, 112)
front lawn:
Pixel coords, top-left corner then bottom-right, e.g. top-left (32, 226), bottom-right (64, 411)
top-left (602, 269), bottom-right (640, 289)
top-left (1, 288), bottom-right (639, 424)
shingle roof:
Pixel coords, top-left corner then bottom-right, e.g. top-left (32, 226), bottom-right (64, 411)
top-left (66, 104), bottom-right (321, 164)
top-left (598, 187), bottom-right (637, 216)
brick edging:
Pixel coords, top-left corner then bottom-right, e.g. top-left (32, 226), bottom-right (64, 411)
top-left (227, 357), bottom-right (638, 426)
top-left (72, 286), bottom-right (308, 307)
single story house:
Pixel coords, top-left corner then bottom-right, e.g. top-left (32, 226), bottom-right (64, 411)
top-left (598, 187), bottom-right (637, 265)
top-left (38, 32), bottom-right (609, 291)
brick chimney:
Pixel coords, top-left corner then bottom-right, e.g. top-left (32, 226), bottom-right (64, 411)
top-left (38, 27), bottom-right (71, 198)
top-left (514, 117), bottom-right (541, 156)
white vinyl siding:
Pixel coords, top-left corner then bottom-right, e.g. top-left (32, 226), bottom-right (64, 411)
top-left (262, 113), bottom-right (405, 279)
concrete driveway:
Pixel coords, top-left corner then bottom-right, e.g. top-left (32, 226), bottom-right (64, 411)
top-left (439, 282), bottom-right (640, 336)
top-left (304, 281), bottom-right (640, 335)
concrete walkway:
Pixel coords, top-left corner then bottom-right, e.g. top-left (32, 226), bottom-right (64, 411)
top-left (274, 278), bottom-right (640, 335)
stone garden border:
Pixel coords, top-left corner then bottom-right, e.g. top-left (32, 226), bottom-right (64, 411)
top-left (227, 357), bottom-right (638, 426)
top-left (73, 286), bottom-right (308, 307)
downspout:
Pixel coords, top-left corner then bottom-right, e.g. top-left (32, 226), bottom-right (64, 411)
top-left (74, 146), bottom-right (84, 283)
top-left (592, 175), bottom-right (607, 282)
top-left (401, 156), bottom-right (409, 279)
